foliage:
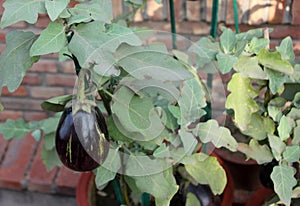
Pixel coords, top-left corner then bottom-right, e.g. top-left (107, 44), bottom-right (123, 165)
top-left (190, 27), bottom-right (300, 205)
top-left (0, 1), bottom-right (237, 205)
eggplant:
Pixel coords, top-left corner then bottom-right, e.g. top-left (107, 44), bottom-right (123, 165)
top-left (186, 184), bottom-right (221, 206)
top-left (56, 106), bottom-right (109, 171)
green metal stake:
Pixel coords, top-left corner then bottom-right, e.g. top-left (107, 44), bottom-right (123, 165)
top-left (233, 0), bottom-right (239, 33)
top-left (169, 0), bottom-right (177, 49)
top-left (205, 0), bottom-right (219, 121)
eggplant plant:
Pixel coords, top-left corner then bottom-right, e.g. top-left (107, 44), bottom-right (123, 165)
top-left (189, 27), bottom-right (300, 205)
top-left (0, 0), bottom-right (237, 205)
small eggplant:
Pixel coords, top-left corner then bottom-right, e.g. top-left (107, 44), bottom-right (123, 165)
top-left (56, 106), bottom-right (109, 171)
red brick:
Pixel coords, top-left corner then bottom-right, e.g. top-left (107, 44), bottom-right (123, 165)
top-left (0, 134), bottom-right (9, 162)
top-left (61, 60), bottom-right (76, 74)
top-left (0, 44), bottom-right (6, 54)
top-left (292, 0), bottom-right (300, 25)
top-left (35, 16), bottom-right (51, 28)
top-left (30, 87), bottom-right (65, 99)
top-left (0, 134), bottom-right (38, 190)
top-left (55, 166), bottom-right (81, 195)
top-left (29, 60), bottom-right (58, 73)
top-left (0, 0), bottom-right (4, 16)
top-left (22, 73), bottom-right (41, 85)
top-left (24, 111), bottom-right (48, 122)
top-left (1, 97), bottom-right (43, 111)
top-left (0, 110), bottom-right (23, 122)
top-left (112, 0), bottom-right (123, 18)
top-left (268, 0), bottom-right (285, 24)
top-left (2, 86), bottom-right (27, 97)
top-left (46, 74), bottom-right (76, 87)
top-left (226, 0), bottom-right (248, 25)
top-left (270, 25), bottom-right (300, 39)
top-left (28, 141), bottom-right (58, 193)
top-left (0, 29), bottom-right (6, 43)
top-left (294, 42), bottom-right (300, 55)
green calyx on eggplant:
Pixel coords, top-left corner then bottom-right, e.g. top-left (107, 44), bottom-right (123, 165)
top-left (56, 106), bottom-right (109, 171)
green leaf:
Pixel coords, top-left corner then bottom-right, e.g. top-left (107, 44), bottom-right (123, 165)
top-left (111, 86), bottom-right (164, 140)
top-left (168, 105), bottom-right (181, 125)
top-left (30, 22), bottom-right (67, 56)
top-left (178, 130), bottom-right (198, 155)
top-left (188, 37), bottom-right (219, 68)
top-left (271, 165), bottom-right (297, 206)
top-left (226, 73), bottom-right (259, 131)
top-left (242, 114), bottom-right (274, 141)
top-left (216, 53), bottom-right (238, 74)
top-left (265, 69), bottom-right (286, 94)
top-left (118, 51), bottom-right (192, 82)
top-left (133, 167), bottom-right (178, 206)
top-left (247, 37), bottom-right (269, 54)
top-left (178, 79), bottom-right (206, 126)
top-left (0, 0), bottom-right (46, 28)
top-left (292, 125), bottom-right (300, 145)
top-left (43, 132), bottom-right (55, 150)
top-left (278, 116), bottom-right (292, 140)
top-left (193, 119), bottom-right (238, 151)
top-left (41, 146), bottom-right (62, 171)
top-left (0, 119), bottom-right (31, 139)
top-left (268, 134), bottom-right (286, 161)
top-left (185, 154), bottom-right (227, 195)
top-left (107, 115), bottom-right (134, 143)
top-left (185, 192), bottom-right (201, 206)
top-left (257, 49), bottom-right (294, 75)
top-left (293, 92), bottom-right (300, 108)
top-left (68, 0), bottom-right (112, 24)
top-left (95, 147), bottom-right (121, 189)
top-left (0, 31), bottom-right (39, 93)
top-left (233, 55), bottom-right (267, 79)
top-left (283, 145), bottom-right (300, 162)
top-left (238, 140), bottom-right (273, 164)
top-left (45, 0), bottom-right (69, 21)
top-left (41, 94), bottom-right (73, 112)
top-left (276, 36), bottom-right (295, 62)
top-left (220, 28), bottom-right (236, 54)
top-left (153, 143), bottom-right (171, 158)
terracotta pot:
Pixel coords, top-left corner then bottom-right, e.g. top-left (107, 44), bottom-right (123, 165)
top-left (245, 186), bottom-right (274, 206)
top-left (76, 154), bottom-right (234, 206)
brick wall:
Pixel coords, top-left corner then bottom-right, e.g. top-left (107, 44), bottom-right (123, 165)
top-left (0, 0), bottom-right (299, 122)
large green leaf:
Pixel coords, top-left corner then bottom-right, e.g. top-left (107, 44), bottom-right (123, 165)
top-left (238, 140), bottom-right (273, 164)
top-left (268, 135), bottom-right (286, 161)
top-left (292, 125), bottom-right (300, 145)
top-left (178, 130), bottom-right (198, 155)
top-left (30, 22), bottom-right (67, 56)
top-left (265, 68), bottom-right (286, 94)
top-left (41, 146), bottom-right (62, 171)
top-left (225, 73), bottom-right (259, 131)
top-left (247, 37), bottom-right (269, 54)
top-left (111, 86), bottom-right (164, 140)
top-left (258, 49), bottom-right (294, 75)
top-left (132, 167), bottom-right (178, 206)
top-left (283, 145), bottom-right (300, 162)
top-left (192, 119), bottom-right (238, 152)
top-left (278, 116), bottom-right (292, 140)
top-left (68, 0), bottom-right (112, 25)
top-left (0, 0), bottom-right (46, 28)
top-left (45, 0), bottom-right (69, 21)
top-left (233, 55), bottom-right (267, 79)
top-left (0, 31), bottom-right (39, 93)
top-left (0, 119), bottom-right (31, 139)
top-left (271, 165), bottom-right (297, 206)
top-left (178, 79), bottom-right (206, 126)
top-left (216, 53), bottom-right (238, 74)
top-left (184, 153), bottom-right (227, 195)
top-left (95, 147), bottom-right (121, 189)
top-left (219, 28), bottom-right (236, 54)
top-left (188, 37), bottom-right (219, 68)
top-left (276, 36), bottom-right (295, 62)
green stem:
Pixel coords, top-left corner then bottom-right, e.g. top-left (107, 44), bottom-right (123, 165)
top-left (169, 0), bottom-right (177, 49)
